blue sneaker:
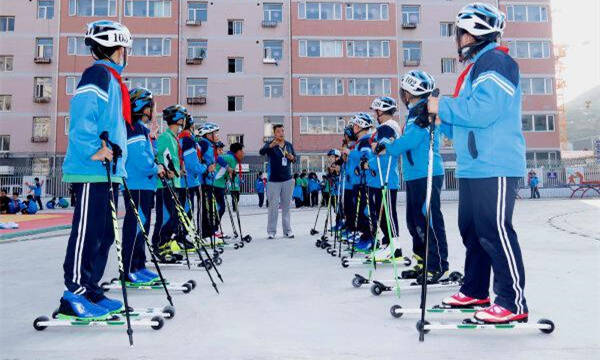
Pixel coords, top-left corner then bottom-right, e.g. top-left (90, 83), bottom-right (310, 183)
top-left (92, 295), bottom-right (123, 314)
top-left (57, 291), bottom-right (110, 320)
top-left (127, 270), bottom-right (150, 284)
top-left (138, 268), bottom-right (160, 283)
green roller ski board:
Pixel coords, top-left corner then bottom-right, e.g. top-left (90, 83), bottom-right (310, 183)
top-left (369, 272), bottom-right (463, 296)
top-left (145, 257), bottom-right (222, 269)
top-left (351, 271), bottom-right (462, 289)
top-left (390, 304), bottom-right (485, 318)
top-left (33, 314), bottom-right (165, 331)
top-left (341, 256), bottom-right (412, 268)
top-left (416, 318), bottom-right (555, 334)
top-left (50, 305), bottom-right (176, 320)
top-left (101, 279), bottom-right (196, 293)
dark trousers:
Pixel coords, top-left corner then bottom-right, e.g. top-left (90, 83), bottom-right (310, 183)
top-left (458, 177), bottom-right (528, 314)
top-left (231, 190), bottom-right (240, 212)
top-left (302, 187), bottom-right (309, 206)
top-left (343, 188), bottom-right (356, 232)
top-left (187, 186), bottom-right (201, 229)
top-left (321, 192), bottom-right (329, 206)
top-left (310, 191), bottom-right (319, 207)
top-left (151, 187), bottom-right (178, 249)
top-left (368, 188), bottom-right (398, 246)
top-left (258, 192), bottom-right (264, 207)
top-left (34, 195), bottom-right (43, 210)
top-left (63, 183), bottom-right (118, 300)
top-left (122, 189), bottom-right (153, 276)
top-left (405, 176), bottom-right (448, 273)
top-left (350, 186), bottom-right (370, 238)
top-left (530, 186), bottom-right (540, 199)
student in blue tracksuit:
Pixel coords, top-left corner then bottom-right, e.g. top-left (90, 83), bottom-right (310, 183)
top-left (427, 3), bottom-right (528, 323)
top-left (57, 21), bottom-right (133, 319)
top-left (198, 123), bottom-right (224, 239)
top-left (255, 172), bottom-right (266, 208)
top-left (26, 177), bottom-right (44, 210)
top-left (121, 88), bottom-right (165, 285)
top-left (22, 195), bottom-right (39, 214)
top-left (384, 70), bottom-right (450, 283)
top-left (344, 113), bottom-right (375, 251)
top-left (366, 125), bottom-right (401, 260)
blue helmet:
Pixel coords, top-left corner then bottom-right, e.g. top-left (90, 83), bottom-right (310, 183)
top-left (400, 70), bottom-right (436, 97)
top-left (129, 88), bottom-right (153, 118)
top-left (349, 112), bottom-right (375, 129)
top-left (162, 105), bottom-right (188, 125)
top-left (456, 3), bottom-right (505, 39)
top-left (327, 148), bottom-right (341, 158)
top-left (199, 122), bottom-right (220, 136)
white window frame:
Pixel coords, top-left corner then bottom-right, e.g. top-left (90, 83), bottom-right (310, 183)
top-left (64, 116), bottom-right (70, 136)
top-left (34, 77), bottom-right (52, 99)
top-left (299, 40), bottom-right (343, 58)
top-left (187, 78), bottom-right (207, 97)
top-left (65, 76), bottom-right (81, 95)
top-left (125, 77), bottom-right (171, 96)
top-left (36, 38), bottom-right (54, 59)
top-left (38, 0), bottom-right (55, 19)
top-left (440, 22), bottom-right (454, 37)
top-left (521, 77), bottom-right (554, 95)
top-left (299, 78), bottom-right (344, 96)
top-left (522, 114), bottom-right (555, 132)
top-left (506, 4), bottom-right (548, 23)
top-left (263, 3), bottom-right (283, 23)
top-left (346, 40), bottom-right (389, 58)
top-left (300, 116), bottom-right (346, 134)
top-left (403, 41), bottom-right (421, 62)
top-left (32, 117), bottom-right (51, 138)
top-left (227, 96), bottom-right (244, 112)
top-left (441, 58), bottom-right (456, 73)
top-left (0, 135), bottom-right (10, 152)
top-left (347, 78), bottom-right (391, 96)
top-left (0, 16), bottom-right (15, 32)
top-left (507, 40), bottom-right (551, 59)
top-left (0, 95), bottom-right (12, 112)
top-left (129, 37), bottom-right (171, 57)
top-left (298, 2), bottom-right (342, 20)
top-left (188, 2), bottom-right (207, 22)
top-left (68, 0), bottom-right (117, 17)
top-left (401, 5), bottom-right (420, 25)
top-left (264, 40), bottom-right (284, 60)
top-left (0, 56), bottom-right (14, 72)
top-left (67, 37), bottom-right (88, 56)
top-left (345, 3), bottom-right (388, 21)
top-left (187, 39), bottom-right (207, 59)
top-left (228, 57), bottom-right (243, 73)
top-left (124, 0), bottom-right (171, 18)
top-left (264, 78), bottom-right (284, 98)
top-left (228, 19), bottom-right (243, 35)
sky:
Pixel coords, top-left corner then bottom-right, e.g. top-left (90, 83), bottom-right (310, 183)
top-left (551, 0), bottom-right (600, 102)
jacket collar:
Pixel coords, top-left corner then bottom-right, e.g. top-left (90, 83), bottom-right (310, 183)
top-left (95, 59), bottom-right (124, 74)
top-left (469, 42), bottom-right (499, 64)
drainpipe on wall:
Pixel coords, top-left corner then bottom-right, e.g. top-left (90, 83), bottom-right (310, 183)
top-left (53, 0), bottom-right (62, 176)
top-left (288, 0), bottom-right (293, 152)
top-left (177, 0), bottom-right (181, 105)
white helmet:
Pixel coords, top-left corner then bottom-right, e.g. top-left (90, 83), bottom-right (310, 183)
top-left (456, 3), bottom-right (506, 38)
top-left (400, 70), bottom-right (436, 97)
top-left (85, 20), bottom-right (132, 49)
top-left (370, 97), bottom-right (397, 113)
top-left (348, 112), bottom-right (375, 129)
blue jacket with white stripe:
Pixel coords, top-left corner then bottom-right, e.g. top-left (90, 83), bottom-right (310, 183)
top-left (438, 43), bottom-right (526, 178)
top-left (347, 134), bottom-right (373, 187)
top-left (125, 120), bottom-right (157, 190)
top-left (62, 60), bottom-right (128, 183)
top-left (180, 132), bottom-right (206, 188)
top-left (367, 153), bottom-right (400, 190)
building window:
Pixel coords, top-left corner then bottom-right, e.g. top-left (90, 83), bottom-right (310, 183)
top-left (68, 0), bottom-right (117, 17)
top-left (227, 19), bottom-right (243, 35)
top-left (299, 78), bottom-right (344, 96)
top-left (298, 2), bottom-right (342, 20)
top-left (187, 39), bottom-right (207, 59)
top-left (299, 40), bottom-right (343, 58)
top-left (522, 114), bottom-right (555, 132)
top-left (125, 77), bottom-right (170, 95)
top-left (0, 56), bottom-right (14, 71)
top-left (348, 78), bottom-right (391, 96)
top-left (38, 0), bottom-right (55, 19)
top-left (227, 96), bottom-right (243, 112)
top-left (506, 5), bottom-right (548, 22)
top-left (264, 78), bottom-right (284, 98)
top-left (125, 0), bottom-right (171, 17)
top-left (345, 3), bottom-right (388, 21)
top-left (0, 95), bottom-right (11, 111)
top-left (441, 58), bottom-right (456, 73)
top-left (65, 76), bottom-right (81, 95)
top-left (264, 40), bottom-right (283, 60)
top-left (300, 155), bottom-right (325, 172)
top-left (64, 116), bottom-right (70, 135)
top-left (0, 16), bottom-right (15, 32)
top-left (521, 78), bottom-right (553, 95)
top-left (186, 78), bottom-right (207, 97)
top-left (0, 135), bottom-right (10, 152)
top-left (34, 77), bottom-right (52, 99)
top-left (401, 5), bottom-right (420, 25)
top-left (300, 116), bottom-right (346, 134)
top-left (227, 134), bottom-right (244, 146)
top-left (440, 22), bottom-right (454, 37)
top-left (36, 38), bottom-right (53, 59)
top-left (32, 117), bottom-right (50, 139)
top-left (228, 58), bottom-right (243, 73)
top-left (346, 40), bottom-right (389, 58)
top-left (507, 40), bottom-right (551, 59)
top-left (263, 3), bottom-right (283, 23)
top-left (264, 116), bottom-right (284, 139)
top-left (130, 38), bottom-right (171, 56)
top-left (403, 41), bottom-right (421, 64)
top-left (67, 37), bottom-right (88, 55)
top-left (188, 2), bottom-right (207, 22)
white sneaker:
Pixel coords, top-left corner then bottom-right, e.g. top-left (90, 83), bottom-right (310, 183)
top-left (284, 232), bottom-right (295, 239)
top-left (267, 234), bottom-right (275, 239)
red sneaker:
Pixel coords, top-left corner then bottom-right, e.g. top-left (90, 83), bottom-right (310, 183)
top-left (474, 304), bottom-right (528, 323)
top-left (442, 292), bottom-right (491, 308)
top-left (213, 231), bottom-right (223, 239)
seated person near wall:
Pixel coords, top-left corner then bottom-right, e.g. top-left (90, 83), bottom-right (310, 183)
top-left (0, 189), bottom-right (9, 214)
top-left (7, 193), bottom-right (23, 214)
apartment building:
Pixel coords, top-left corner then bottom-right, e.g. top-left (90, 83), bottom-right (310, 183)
top-left (0, 0), bottom-right (560, 172)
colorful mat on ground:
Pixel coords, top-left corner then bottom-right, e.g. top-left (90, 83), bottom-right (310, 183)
top-left (0, 212), bottom-right (74, 238)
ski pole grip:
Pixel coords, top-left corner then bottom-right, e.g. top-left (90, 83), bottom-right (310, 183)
top-left (429, 88), bottom-right (440, 131)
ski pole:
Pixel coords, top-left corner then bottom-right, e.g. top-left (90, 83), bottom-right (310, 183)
top-left (98, 132), bottom-right (134, 346)
top-left (310, 199), bottom-right (323, 235)
top-left (122, 180), bottom-right (174, 307)
top-left (419, 88), bottom-right (439, 342)
top-left (224, 184), bottom-right (240, 238)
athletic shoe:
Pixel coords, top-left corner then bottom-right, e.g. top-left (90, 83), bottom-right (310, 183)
top-left (268, 233), bottom-right (275, 239)
top-left (127, 270), bottom-right (150, 284)
top-left (474, 304), bottom-right (528, 323)
top-left (354, 238), bottom-right (373, 252)
top-left (284, 232), bottom-right (295, 239)
top-left (442, 292), bottom-right (491, 308)
top-left (214, 231), bottom-right (224, 239)
top-left (56, 291), bottom-right (110, 320)
top-left (88, 294), bottom-right (123, 314)
top-left (415, 270), bottom-right (448, 285)
top-left (138, 268), bottom-right (160, 283)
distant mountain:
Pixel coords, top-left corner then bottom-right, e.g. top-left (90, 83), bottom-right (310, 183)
top-left (565, 85), bottom-right (600, 150)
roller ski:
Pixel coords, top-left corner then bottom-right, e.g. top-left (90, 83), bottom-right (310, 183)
top-left (341, 252), bottom-right (412, 268)
top-left (101, 279), bottom-right (196, 294)
top-left (416, 316), bottom-right (555, 335)
top-left (51, 305), bottom-right (176, 320)
top-left (369, 271), bottom-right (463, 296)
top-left (390, 303), bottom-right (488, 319)
top-left (34, 314), bottom-right (164, 331)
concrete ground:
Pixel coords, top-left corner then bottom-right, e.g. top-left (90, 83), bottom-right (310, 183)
top-left (1, 198), bottom-right (599, 360)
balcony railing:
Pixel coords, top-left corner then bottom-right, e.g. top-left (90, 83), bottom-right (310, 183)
top-left (186, 57), bottom-right (204, 65)
top-left (403, 59), bottom-right (420, 67)
top-left (34, 57), bottom-right (52, 64)
top-left (187, 97), bottom-right (207, 105)
top-left (33, 96), bottom-right (51, 103)
top-left (31, 136), bottom-right (49, 143)
top-left (186, 19), bottom-right (202, 26)
top-left (402, 22), bottom-right (417, 29)
top-left (261, 20), bottom-right (278, 28)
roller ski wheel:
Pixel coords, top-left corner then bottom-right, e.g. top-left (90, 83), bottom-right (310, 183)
top-left (352, 274), bottom-right (369, 288)
top-left (538, 319), bottom-right (555, 334)
top-left (100, 281), bottom-right (110, 292)
top-left (330, 250), bottom-right (337, 257)
top-left (213, 257), bottom-right (223, 266)
top-left (217, 247), bottom-right (225, 254)
top-left (403, 257), bottom-right (412, 266)
top-left (151, 315), bottom-right (164, 330)
top-left (390, 305), bottom-right (403, 318)
top-left (341, 257), bottom-right (349, 268)
top-left (187, 280), bottom-right (197, 289)
top-left (242, 235), bottom-right (252, 243)
top-left (162, 305), bottom-right (176, 319)
top-left (182, 282), bottom-right (192, 294)
top-left (33, 316), bottom-right (50, 331)
top-left (239, 241), bottom-right (245, 248)
top-left (315, 240), bottom-right (322, 248)
top-left (416, 320), bottom-right (431, 334)
top-left (370, 282), bottom-right (384, 296)
top-left (448, 271), bottom-right (463, 282)
top-left (310, 229), bottom-right (318, 235)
